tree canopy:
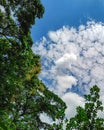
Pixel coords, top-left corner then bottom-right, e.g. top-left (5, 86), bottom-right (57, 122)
top-left (0, 1), bottom-right (104, 130)
top-left (0, 1), bottom-right (66, 129)
top-left (66, 85), bottom-right (104, 130)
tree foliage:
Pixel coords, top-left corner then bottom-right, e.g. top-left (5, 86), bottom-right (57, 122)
top-left (0, 1), bottom-right (66, 129)
top-left (66, 85), bottom-right (104, 130)
top-left (1, 1), bottom-right (104, 130)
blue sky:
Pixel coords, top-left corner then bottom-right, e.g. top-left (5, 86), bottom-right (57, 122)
top-left (31, 0), bottom-right (104, 41)
top-left (32, 0), bottom-right (104, 120)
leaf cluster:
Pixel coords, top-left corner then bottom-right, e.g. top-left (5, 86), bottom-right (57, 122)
top-left (0, 1), bottom-right (67, 129)
top-left (66, 85), bottom-right (104, 130)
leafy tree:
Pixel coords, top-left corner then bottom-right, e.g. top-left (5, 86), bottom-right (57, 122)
top-left (0, 0), bottom-right (44, 45)
top-left (66, 85), bottom-right (104, 130)
top-left (0, 1), bottom-right (66, 129)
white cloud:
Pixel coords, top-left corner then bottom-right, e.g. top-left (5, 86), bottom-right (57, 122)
top-left (39, 112), bottom-right (53, 125)
top-left (62, 92), bottom-right (85, 118)
top-left (0, 5), bottom-right (5, 13)
top-left (98, 95), bottom-right (104, 118)
top-left (56, 75), bottom-right (77, 95)
top-left (55, 53), bottom-right (77, 69)
top-left (32, 21), bottom-right (104, 118)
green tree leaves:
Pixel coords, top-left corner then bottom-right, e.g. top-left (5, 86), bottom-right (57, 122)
top-left (66, 85), bottom-right (104, 130)
top-left (1, 1), bottom-right (104, 130)
top-left (0, 0), bottom-right (44, 46)
top-left (0, 1), bottom-right (67, 129)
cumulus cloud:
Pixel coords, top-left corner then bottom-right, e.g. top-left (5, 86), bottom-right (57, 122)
top-left (55, 53), bottom-right (77, 69)
top-left (56, 75), bottom-right (77, 95)
top-left (0, 5), bottom-right (5, 13)
top-left (40, 112), bottom-right (53, 125)
top-left (62, 92), bottom-right (85, 118)
top-left (32, 21), bottom-right (104, 118)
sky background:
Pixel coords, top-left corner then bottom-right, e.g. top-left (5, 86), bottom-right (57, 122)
top-left (31, 0), bottom-right (104, 122)
top-left (31, 0), bottom-right (104, 41)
